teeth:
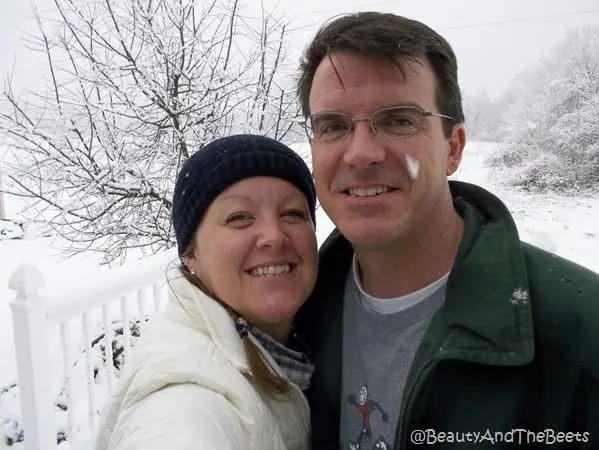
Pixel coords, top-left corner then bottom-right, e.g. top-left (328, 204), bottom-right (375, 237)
top-left (249, 264), bottom-right (291, 277)
top-left (348, 186), bottom-right (390, 197)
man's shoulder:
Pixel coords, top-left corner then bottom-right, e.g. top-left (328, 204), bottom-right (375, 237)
top-left (523, 242), bottom-right (599, 303)
top-left (522, 242), bottom-right (599, 376)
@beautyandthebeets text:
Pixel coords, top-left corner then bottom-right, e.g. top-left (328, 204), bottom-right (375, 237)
top-left (409, 428), bottom-right (590, 445)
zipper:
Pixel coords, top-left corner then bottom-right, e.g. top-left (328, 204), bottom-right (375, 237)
top-left (392, 359), bottom-right (438, 450)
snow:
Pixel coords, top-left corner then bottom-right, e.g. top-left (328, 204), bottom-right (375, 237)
top-left (405, 153), bottom-right (420, 180)
top-left (0, 222), bottom-right (24, 241)
top-left (7, 264), bottom-right (45, 298)
top-left (450, 142), bottom-right (599, 272)
top-left (0, 234), bottom-right (173, 449)
top-left (510, 288), bottom-right (530, 306)
top-left (1, 141), bottom-right (599, 449)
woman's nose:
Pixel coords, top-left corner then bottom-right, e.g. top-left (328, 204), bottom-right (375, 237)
top-left (255, 220), bottom-right (288, 249)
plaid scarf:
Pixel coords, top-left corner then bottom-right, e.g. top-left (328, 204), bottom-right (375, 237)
top-left (249, 324), bottom-right (314, 392)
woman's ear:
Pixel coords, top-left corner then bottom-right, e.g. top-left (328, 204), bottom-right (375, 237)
top-left (182, 247), bottom-right (197, 274)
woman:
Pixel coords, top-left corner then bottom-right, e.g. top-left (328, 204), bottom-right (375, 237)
top-left (95, 134), bottom-right (318, 450)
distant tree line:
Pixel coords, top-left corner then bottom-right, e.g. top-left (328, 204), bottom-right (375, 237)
top-left (463, 25), bottom-right (599, 194)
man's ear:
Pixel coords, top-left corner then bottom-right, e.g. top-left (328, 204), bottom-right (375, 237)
top-left (446, 124), bottom-right (466, 176)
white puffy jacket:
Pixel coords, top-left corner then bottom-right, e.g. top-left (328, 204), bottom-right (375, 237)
top-left (94, 272), bottom-right (311, 450)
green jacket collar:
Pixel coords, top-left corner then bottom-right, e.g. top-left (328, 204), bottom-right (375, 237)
top-left (435, 181), bottom-right (534, 366)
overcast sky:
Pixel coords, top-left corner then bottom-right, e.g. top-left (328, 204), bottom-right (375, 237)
top-left (1, 0), bottom-right (599, 99)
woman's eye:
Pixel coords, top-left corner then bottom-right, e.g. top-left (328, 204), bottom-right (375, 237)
top-left (282, 209), bottom-right (308, 220)
top-left (225, 213), bottom-right (253, 224)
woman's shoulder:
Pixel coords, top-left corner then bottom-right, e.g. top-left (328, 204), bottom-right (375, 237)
top-left (113, 314), bottom-right (251, 411)
top-left (130, 306), bottom-right (230, 372)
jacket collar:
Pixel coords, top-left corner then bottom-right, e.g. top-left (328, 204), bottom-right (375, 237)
top-left (437, 181), bottom-right (534, 365)
top-left (165, 272), bottom-right (298, 378)
top-left (301, 181), bottom-right (535, 366)
top-left (165, 272), bottom-right (250, 372)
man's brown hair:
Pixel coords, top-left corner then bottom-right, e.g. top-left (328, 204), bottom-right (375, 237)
top-left (297, 12), bottom-right (465, 137)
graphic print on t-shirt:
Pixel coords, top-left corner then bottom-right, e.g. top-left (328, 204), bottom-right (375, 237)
top-left (346, 385), bottom-right (391, 450)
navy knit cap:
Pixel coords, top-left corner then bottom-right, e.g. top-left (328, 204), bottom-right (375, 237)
top-left (171, 134), bottom-right (316, 256)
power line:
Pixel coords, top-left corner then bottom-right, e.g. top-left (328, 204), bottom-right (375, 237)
top-left (284, 0), bottom-right (393, 33)
top-left (439, 8), bottom-right (599, 31)
top-left (286, 0), bottom-right (387, 20)
top-left (285, 7), bottom-right (599, 35)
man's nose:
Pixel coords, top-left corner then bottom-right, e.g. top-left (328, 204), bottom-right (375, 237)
top-left (342, 121), bottom-right (386, 169)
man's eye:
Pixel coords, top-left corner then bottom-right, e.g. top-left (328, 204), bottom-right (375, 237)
top-left (382, 113), bottom-right (416, 127)
top-left (321, 122), bottom-right (346, 134)
top-left (389, 116), bottom-right (413, 126)
top-left (313, 116), bottom-right (349, 137)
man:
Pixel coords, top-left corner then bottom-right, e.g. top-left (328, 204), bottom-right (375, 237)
top-left (293, 11), bottom-right (599, 450)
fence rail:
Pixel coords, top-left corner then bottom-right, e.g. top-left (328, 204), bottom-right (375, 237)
top-left (8, 248), bottom-right (178, 450)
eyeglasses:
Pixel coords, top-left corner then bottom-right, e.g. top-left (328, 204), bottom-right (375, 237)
top-left (304, 105), bottom-right (455, 142)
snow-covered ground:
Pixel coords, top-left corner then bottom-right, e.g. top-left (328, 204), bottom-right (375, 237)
top-left (0, 141), bottom-right (598, 449)
top-left (450, 142), bottom-right (599, 272)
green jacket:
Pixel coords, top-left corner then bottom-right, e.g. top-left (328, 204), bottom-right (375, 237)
top-left (294, 181), bottom-right (599, 449)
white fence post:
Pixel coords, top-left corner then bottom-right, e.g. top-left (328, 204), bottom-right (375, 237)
top-left (9, 262), bottom-right (56, 450)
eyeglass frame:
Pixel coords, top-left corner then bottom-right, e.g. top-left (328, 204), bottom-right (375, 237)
top-left (302, 104), bottom-right (456, 142)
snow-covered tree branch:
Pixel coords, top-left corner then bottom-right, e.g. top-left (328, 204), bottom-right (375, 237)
top-left (0, 0), bottom-right (299, 263)
top-left (486, 25), bottom-right (599, 193)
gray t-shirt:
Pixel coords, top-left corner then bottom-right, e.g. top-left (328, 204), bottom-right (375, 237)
top-left (340, 254), bottom-right (447, 450)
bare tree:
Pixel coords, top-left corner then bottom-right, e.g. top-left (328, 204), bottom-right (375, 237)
top-left (0, 0), bottom-right (298, 263)
top-left (240, 10), bottom-right (304, 143)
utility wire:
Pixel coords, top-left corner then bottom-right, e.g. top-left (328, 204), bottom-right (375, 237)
top-left (285, 7), bottom-right (599, 34)
top-left (440, 7), bottom-right (599, 31)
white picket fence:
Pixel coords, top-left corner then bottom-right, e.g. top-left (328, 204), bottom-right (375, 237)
top-left (8, 248), bottom-right (179, 450)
